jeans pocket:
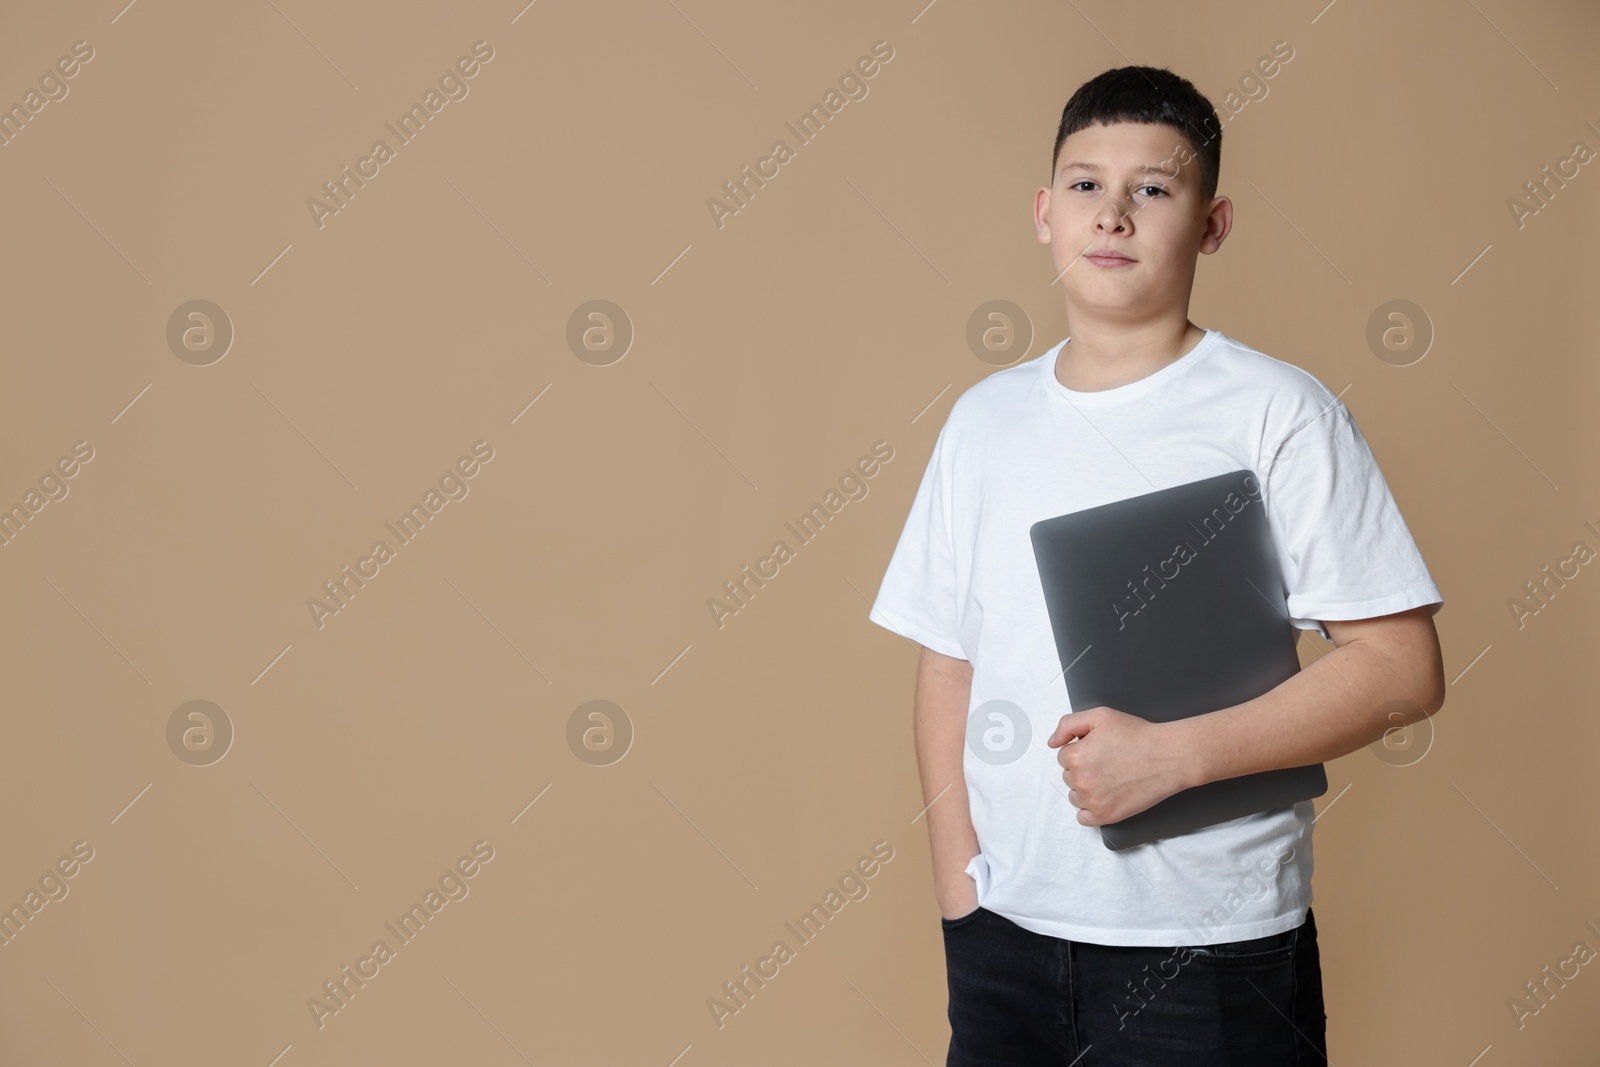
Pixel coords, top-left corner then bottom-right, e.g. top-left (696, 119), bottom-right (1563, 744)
top-left (1188, 925), bottom-right (1297, 959)
top-left (940, 905), bottom-right (986, 931)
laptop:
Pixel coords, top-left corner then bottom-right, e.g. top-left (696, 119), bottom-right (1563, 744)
top-left (1028, 468), bottom-right (1327, 851)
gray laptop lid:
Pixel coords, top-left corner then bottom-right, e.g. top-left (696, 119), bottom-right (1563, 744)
top-left (1029, 468), bottom-right (1327, 851)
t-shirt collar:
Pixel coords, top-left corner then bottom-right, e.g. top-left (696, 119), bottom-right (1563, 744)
top-left (1042, 329), bottom-right (1222, 407)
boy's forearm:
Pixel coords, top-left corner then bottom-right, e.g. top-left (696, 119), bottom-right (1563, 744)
top-left (912, 647), bottom-right (980, 913)
top-left (1171, 629), bottom-right (1446, 790)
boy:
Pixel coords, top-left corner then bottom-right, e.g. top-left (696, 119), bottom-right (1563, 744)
top-left (868, 66), bottom-right (1445, 1065)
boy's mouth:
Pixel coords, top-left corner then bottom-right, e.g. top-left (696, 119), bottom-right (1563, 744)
top-left (1084, 249), bottom-right (1136, 268)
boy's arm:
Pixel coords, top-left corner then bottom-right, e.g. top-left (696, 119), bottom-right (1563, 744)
top-left (1051, 606), bottom-right (1445, 826)
top-left (912, 645), bottom-right (982, 920)
top-left (1174, 604), bottom-right (1446, 789)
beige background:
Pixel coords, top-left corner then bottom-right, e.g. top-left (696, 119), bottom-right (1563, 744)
top-left (1, 0), bottom-right (1596, 1063)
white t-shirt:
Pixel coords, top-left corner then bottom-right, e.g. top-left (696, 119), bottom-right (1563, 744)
top-left (868, 328), bottom-right (1444, 947)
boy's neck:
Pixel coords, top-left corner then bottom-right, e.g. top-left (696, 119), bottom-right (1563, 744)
top-left (1055, 315), bottom-right (1207, 393)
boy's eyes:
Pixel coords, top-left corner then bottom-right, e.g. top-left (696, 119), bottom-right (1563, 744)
top-left (1068, 180), bottom-right (1167, 197)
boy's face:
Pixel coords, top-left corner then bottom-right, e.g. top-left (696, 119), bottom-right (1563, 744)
top-left (1035, 121), bottom-right (1230, 322)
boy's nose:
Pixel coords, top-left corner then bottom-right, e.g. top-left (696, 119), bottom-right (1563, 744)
top-left (1095, 198), bottom-right (1133, 234)
top-left (1096, 210), bottom-right (1130, 234)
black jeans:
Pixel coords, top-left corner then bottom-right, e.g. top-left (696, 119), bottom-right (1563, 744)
top-left (940, 905), bottom-right (1327, 1065)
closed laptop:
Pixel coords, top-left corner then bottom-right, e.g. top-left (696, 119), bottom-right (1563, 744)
top-left (1029, 468), bottom-right (1328, 851)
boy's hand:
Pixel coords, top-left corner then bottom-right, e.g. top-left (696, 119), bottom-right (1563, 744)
top-left (1046, 707), bottom-right (1193, 827)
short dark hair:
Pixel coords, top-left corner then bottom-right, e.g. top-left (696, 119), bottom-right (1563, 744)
top-left (1051, 66), bottom-right (1221, 201)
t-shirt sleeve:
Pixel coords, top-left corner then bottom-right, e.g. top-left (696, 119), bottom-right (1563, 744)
top-left (1262, 397), bottom-right (1444, 642)
top-left (868, 423), bottom-right (968, 659)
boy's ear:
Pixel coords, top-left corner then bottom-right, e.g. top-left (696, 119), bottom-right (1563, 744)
top-left (1199, 195), bottom-right (1233, 254)
top-left (1034, 187), bottom-right (1053, 243)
